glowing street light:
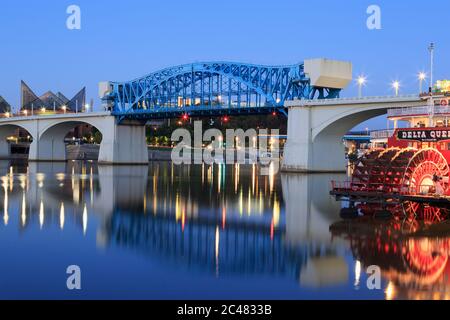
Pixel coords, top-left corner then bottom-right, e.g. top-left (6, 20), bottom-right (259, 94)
top-left (357, 76), bottom-right (366, 98)
top-left (61, 105), bottom-right (67, 114)
top-left (5, 112), bottom-right (10, 118)
top-left (23, 110), bottom-right (28, 116)
top-left (392, 81), bottom-right (400, 96)
top-left (85, 104), bottom-right (90, 112)
top-left (41, 107), bottom-right (46, 113)
top-left (418, 72), bottom-right (427, 93)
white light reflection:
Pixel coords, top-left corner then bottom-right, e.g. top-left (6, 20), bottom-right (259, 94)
top-left (215, 226), bottom-right (220, 277)
top-left (354, 260), bottom-right (361, 288)
top-left (82, 204), bottom-right (88, 235)
top-left (2, 178), bottom-right (8, 226)
top-left (39, 200), bottom-right (44, 229)
top-left (21, 192), bottom-right (26, 226)
top-left (60, 202), bottom-right (65, 230)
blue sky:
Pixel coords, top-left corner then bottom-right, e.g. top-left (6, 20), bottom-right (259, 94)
top-left (1, 0), bottom-right (449, 129)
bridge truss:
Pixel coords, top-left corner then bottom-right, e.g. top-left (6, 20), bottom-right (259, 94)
top-left (103, 62), bottom-right (342, 121)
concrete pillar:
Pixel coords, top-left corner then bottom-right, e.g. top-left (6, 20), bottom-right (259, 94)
top-left (282, 107), bottom-right (347, 173)
top-left (99, 120), bottom-right (148, 164)
top-left (0, 140), bottom-right (11, 159)
top-left (29, 135), bottom-right (67, 161)
top-left (282, 107), bottom-right (313, 171)
top-left (0, 127), bottom-right (18, 159)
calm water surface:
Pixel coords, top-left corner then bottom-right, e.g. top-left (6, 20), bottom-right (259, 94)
top-left (0, 160), bottom-right (449, 299)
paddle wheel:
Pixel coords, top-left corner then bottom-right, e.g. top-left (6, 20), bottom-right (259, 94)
top-left (335, 147), bottom-right (450, 199)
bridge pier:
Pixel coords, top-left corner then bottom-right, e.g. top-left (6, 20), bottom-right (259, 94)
top-left (98, 120), bottom-right (148, 165)
top-left (282, 107), bottom-right (347, 173)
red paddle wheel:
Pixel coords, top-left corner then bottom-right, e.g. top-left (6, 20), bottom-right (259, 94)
top-left (350, 148), bottom-right (450, 196)
top-left (402, 238), bottom-right (450, 285)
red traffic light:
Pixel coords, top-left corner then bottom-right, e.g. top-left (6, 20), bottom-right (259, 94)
top-left (182, 114), bottom-right (189, 121)
top-left (223, 116), bottom-right (229, 122)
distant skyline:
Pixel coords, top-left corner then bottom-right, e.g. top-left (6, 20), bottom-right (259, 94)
top-left (1, 0), bottom-right (449, 129)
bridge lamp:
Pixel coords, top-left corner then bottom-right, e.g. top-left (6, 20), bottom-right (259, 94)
top-left (357, 76), bottom-right (366, 98)
top-left (61, 106), bottom-right (67, 114)
top-left (23, 110), bottom-right (28, 116)
top-left (5, 112), bottom-right (10, 118)
top-left (418, 72), bottom-right (427, 93)
top-left (85, 104), bottom-right (90, 112)
top-left (41, 107), bottom-right (46, 113)
top-left (392, 81), bottom-right (400, 96)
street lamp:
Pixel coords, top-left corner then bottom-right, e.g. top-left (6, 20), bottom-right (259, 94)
top-left (418, 72), bottom-right (426, 93)
top-left (85, 104), bottom-right (90, 112)
top-left (61, 106), bottom-right (67, 114)
top-left (357, 76), bottom-right (366, 98)
top-left (392, 81), bottom-right (400, 96)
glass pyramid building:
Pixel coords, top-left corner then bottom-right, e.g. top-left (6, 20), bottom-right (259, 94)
top-left (20, 81), bottom-right (86, 112)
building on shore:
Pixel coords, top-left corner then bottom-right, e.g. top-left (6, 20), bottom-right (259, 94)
top-left (20, 80), bottom-right (86, 113)
top-left (0, 96), bottom-right (12, 113)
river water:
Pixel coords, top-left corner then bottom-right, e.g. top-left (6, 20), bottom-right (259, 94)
top-left (0, 160), bottom-right (449, 300)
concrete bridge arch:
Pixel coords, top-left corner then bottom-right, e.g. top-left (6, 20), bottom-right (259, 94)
top-left (0, 113), bottom-right (148, 164)
top-left (282, 96), bottom-right (425, 172)
top-left (0, 122), bottom-right (37, 159)
top-left (33, 119), bottom-right (107, 162)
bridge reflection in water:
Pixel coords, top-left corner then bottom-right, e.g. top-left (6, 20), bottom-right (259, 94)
top-left (0, 161), bottom-right (348, 289)
top-left (2, 160), bottom-right (450, 298)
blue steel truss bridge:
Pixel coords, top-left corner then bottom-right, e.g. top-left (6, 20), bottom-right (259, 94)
top-left (100, 60), bottom-right (352, 121)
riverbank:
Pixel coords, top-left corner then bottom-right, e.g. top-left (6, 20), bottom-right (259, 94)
top-left (5, 144), bottom-right (280, 162)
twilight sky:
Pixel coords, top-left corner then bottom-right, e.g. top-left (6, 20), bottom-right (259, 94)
top-left (0, 0), bottom-right (449, 129)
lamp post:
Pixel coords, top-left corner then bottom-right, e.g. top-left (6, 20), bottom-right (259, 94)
top-left (418, 72), bottom-right (426, 94)
top-left (357, 76), bottom-right (366, 98)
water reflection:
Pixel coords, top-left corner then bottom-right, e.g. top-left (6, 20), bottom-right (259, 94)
top-left (0, 159), bottom-right (450, 299)
top-left (331, 216), bottom-right (450, 300)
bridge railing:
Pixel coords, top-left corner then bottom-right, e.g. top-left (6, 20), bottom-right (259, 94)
top-left (296, 94), bottom-right (421, 105)
top-left (0, 109), bottom-right (92, 119)
top-left (370, 129), bottom-right (395, 140)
